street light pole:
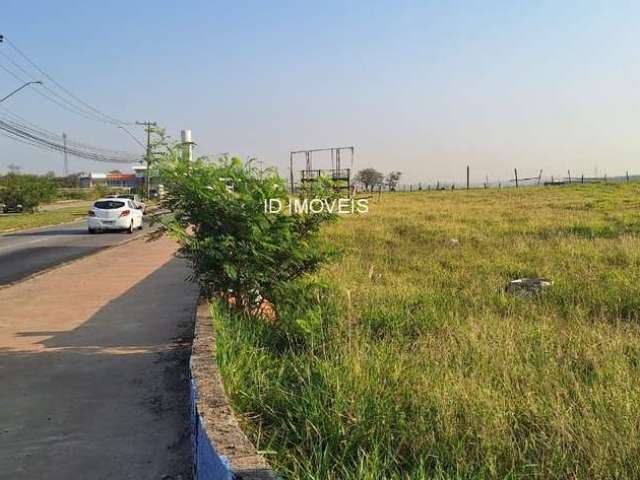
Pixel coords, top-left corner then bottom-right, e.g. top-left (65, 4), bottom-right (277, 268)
top-left (0, 80), bottom-right (42, 104)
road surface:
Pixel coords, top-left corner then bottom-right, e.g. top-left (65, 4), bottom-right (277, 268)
top-left (0, 235), bottom-right (198, 479)
top-left (0, 220), bottom-right (149, 286)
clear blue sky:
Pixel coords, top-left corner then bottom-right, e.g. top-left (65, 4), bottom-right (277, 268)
top-left (1, 1), bottom-right (639, 184)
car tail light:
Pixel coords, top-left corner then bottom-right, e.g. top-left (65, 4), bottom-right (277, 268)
top-left (119, 209), bottom-right (131, 217)
top-left (88, 210), bottom-right (95, 216)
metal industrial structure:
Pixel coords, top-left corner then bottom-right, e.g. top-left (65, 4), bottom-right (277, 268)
top-left (289, 146), bottom-right (354, 193)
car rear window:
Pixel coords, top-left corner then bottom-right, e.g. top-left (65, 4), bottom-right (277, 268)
top-left (94, 200), bottom-right (125, 209)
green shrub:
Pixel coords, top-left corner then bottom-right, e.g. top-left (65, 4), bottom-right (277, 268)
top-left (158, 147), bottom-right (337, 314)
top-left (0, 173), bottom-right (57, 212)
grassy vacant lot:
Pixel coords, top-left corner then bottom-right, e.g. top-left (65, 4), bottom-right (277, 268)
top-left (215, 183), bottom-right (640, 479)
top-left (0, 205), bottom-right (88, 233)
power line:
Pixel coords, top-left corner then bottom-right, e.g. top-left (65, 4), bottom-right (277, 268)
top-left (0, 35), bottom-right (133, 125)
top-left (0, 107), bottom-right (138, 156)
top-left (0, 117), bottom-right (141, 164)
top-left (0, 61), bottom-right (122, 124)
top-left (0, 49), bottom-right (114, 123)
top-left (0, 36), bottom-right (144, 165)
top-left (118, 125), bottom-right (145, 148)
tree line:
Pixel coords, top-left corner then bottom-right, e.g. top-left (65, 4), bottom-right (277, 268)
top-left (355, 168), bottom-right (402, 192)
top-left (0, 170), bottom-right (93, 212)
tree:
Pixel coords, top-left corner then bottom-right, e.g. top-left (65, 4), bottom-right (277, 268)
top-left (54, 172), bottom-right (82, 188)
top-left (157, 142), bottom-right (338, 317)
top-left (0, 173), bottom-right (57, 212)
top-left (386, 171), bottom-right (402, 192)
top-left (356, 168), bottom-right (384, 192)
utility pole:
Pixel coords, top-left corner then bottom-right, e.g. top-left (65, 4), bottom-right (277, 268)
top-left (62, 132), bottom-right (68, 176)
top-left (289, 152), bottom-right (294, 194)
top-left (136, 121), bottom-right (157, 199)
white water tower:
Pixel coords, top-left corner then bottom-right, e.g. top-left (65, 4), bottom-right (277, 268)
top-left (180, 129), bottom-right (195, 161)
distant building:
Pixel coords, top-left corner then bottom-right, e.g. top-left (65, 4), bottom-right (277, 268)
top-left (79, 172), bottom-right (107, 188)
top-left (106, 172), bottom-right (136, 188)
top-left (132, 165), bottom-right (161, 190)
top-left (79, 165), bottom-right (160, 191)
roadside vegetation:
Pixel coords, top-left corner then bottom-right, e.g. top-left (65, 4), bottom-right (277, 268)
top-left (158, 147), bottom-right (337, 317)
top-left (213, 182), bottom-right (640, 479)
top-left (0, 204), bottom-right (89, 232)
top-left (0, 170), bottom-right (128, 233)
top-left (0, 172), bottom-right (57, 212)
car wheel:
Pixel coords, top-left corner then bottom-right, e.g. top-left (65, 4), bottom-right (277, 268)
top-left (88, 228), bottom-right (96, 234)
top-left (127, 221), bottom-right (134, 234)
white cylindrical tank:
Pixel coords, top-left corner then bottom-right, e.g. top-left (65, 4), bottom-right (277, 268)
top-left (181, 129), bottom-right (192, 144)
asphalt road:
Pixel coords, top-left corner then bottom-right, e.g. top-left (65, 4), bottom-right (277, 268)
top-left (0, 220), bottom-right (149, 286)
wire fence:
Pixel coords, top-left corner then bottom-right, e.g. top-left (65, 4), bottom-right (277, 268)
top-left (364, 168), bottom-right (639, 193)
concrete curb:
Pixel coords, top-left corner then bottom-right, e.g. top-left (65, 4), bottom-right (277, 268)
top-left (190, 300), bottom-right (279, 480)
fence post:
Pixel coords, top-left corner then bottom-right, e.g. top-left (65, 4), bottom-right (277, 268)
top-left (514, 168), bottom-right (519, 188)
top-left (466, 165), bottom-right (470, 190)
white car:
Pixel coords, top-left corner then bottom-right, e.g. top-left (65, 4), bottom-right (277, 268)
top-left (87, 198), bottom-right (144, 234)
top-left (116, 194), bottom-right (145, 213)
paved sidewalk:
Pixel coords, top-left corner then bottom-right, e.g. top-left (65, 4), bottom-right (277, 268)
top-left (0, 236), bottom-right (199, 479)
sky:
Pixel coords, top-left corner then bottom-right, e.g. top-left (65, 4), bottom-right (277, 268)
top-left (1, 0), bottom-right (640, 185)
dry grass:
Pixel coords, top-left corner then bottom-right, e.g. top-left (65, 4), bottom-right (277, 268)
top-left (215, 183), bottom-right (640, 479)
